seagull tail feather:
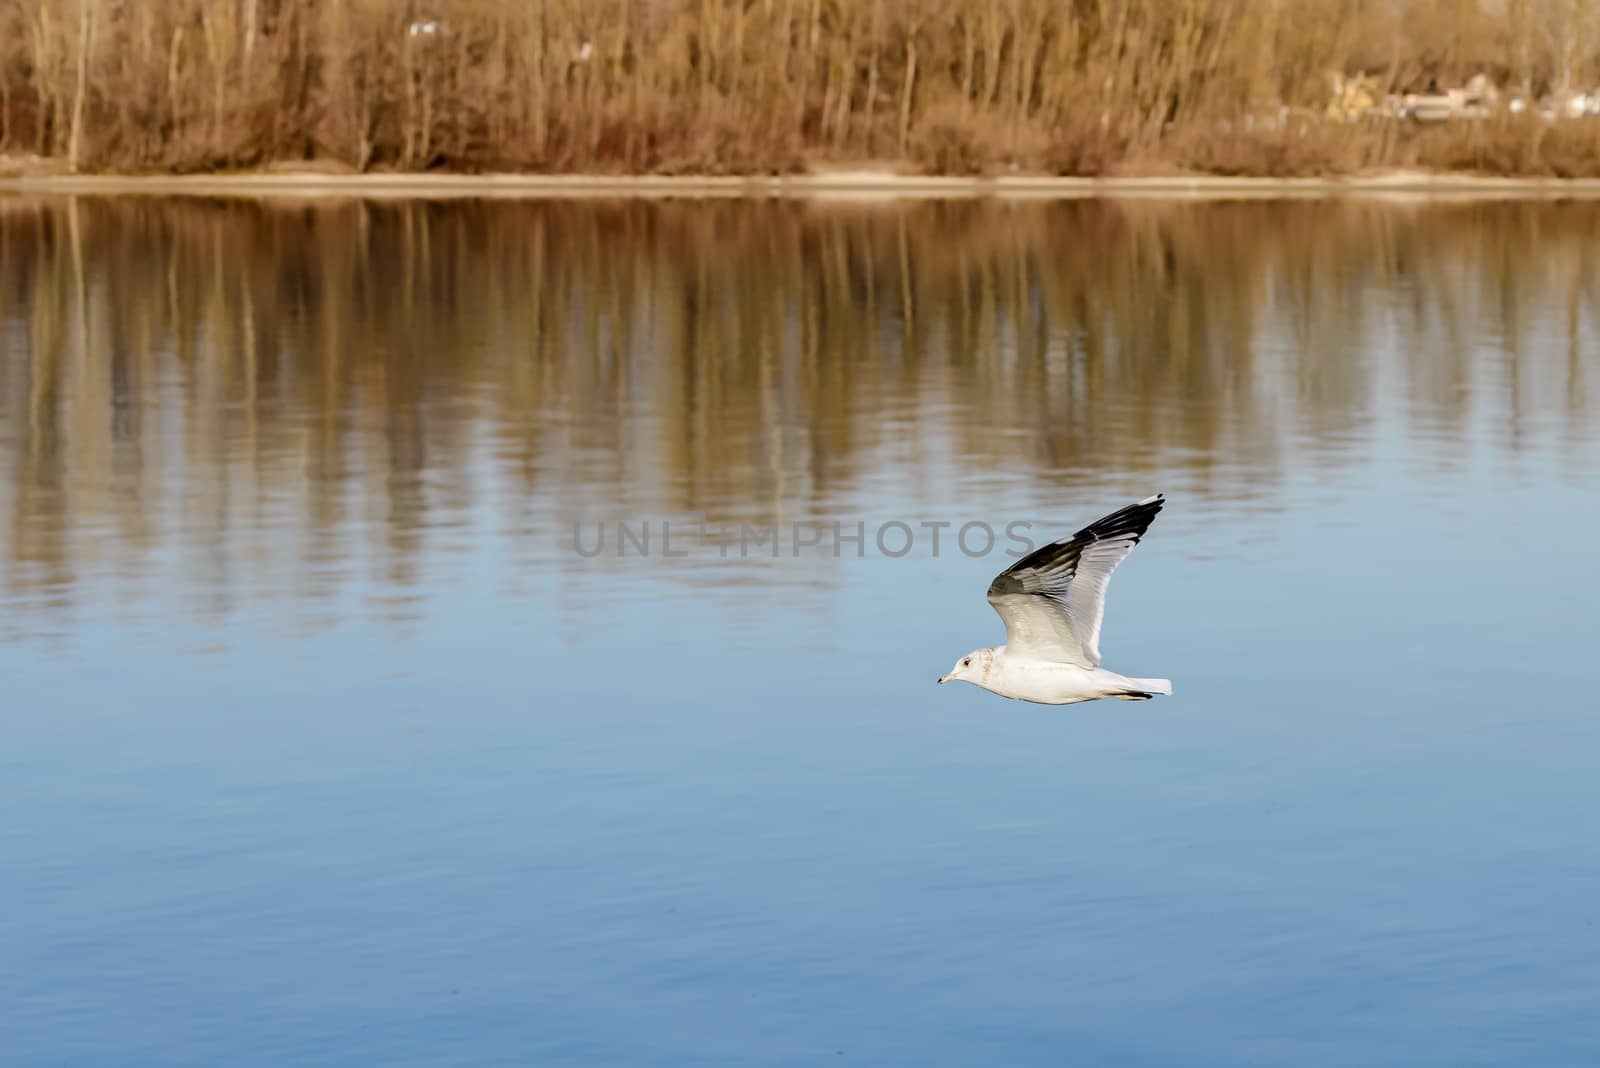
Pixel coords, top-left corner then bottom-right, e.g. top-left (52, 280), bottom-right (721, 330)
top-left (1115, 677), bottom-right (1172, 700)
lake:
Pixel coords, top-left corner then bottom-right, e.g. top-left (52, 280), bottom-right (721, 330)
top-left (3, 195), bottom-right (1598, 1067)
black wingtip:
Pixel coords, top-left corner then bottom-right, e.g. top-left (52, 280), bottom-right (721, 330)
top-left (1072, 493), bottom-right (1165, 545)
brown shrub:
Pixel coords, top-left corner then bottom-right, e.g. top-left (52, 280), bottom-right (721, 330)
top-left (906, 100), bottom-right (996, 176)
top-left (1405, 117), bottom-right (1600, 177)
top-left (1175, 119), bottom-right (1366, 177)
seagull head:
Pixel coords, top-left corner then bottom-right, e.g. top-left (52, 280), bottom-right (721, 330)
top-left (937, 648), bottom-right (992, 687)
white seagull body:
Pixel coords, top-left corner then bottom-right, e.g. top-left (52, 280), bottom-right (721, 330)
top-left (938, 494), bottom-right (1172, 705)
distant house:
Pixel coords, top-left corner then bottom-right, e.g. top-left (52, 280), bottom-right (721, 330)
top-left (1328, 71), bottom-right (1501, 123)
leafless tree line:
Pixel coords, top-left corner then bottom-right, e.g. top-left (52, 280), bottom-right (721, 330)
top-left (4, 0), bottom-right (1600, 175)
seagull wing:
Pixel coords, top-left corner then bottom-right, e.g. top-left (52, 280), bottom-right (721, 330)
top-left (985, 494), bottom-right (1165, 666)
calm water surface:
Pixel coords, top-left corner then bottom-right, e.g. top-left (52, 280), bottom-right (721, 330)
top-left (3, 197), bottom-right (1598, 1066)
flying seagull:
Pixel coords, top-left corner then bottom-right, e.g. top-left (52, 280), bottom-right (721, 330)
top-left (938, 494), bottom-right (1172, 704)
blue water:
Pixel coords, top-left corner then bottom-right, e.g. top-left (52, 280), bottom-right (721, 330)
top-left (3, 198), bottom-right (1598, 1066)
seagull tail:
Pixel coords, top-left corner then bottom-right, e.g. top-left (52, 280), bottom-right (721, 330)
top-left (1115, 677), bottom-right (1173, 700)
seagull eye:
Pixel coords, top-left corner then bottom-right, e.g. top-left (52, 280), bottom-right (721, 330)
top-left (962, 658), bottom-right (971, 667)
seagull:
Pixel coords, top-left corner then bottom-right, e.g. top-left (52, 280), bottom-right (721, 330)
top-left (938, 494), bottom-right (1173, 704)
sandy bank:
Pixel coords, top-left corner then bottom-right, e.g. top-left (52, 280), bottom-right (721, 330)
top-left (8, 169), bottom-right (1600, 200)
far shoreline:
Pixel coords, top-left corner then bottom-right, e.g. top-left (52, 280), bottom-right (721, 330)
top-left (8, 169), bottom-right (1600, 200)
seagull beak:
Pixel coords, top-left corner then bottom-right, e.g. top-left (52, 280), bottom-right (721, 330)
top-left (936, 675), bottom-right (948, 685)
